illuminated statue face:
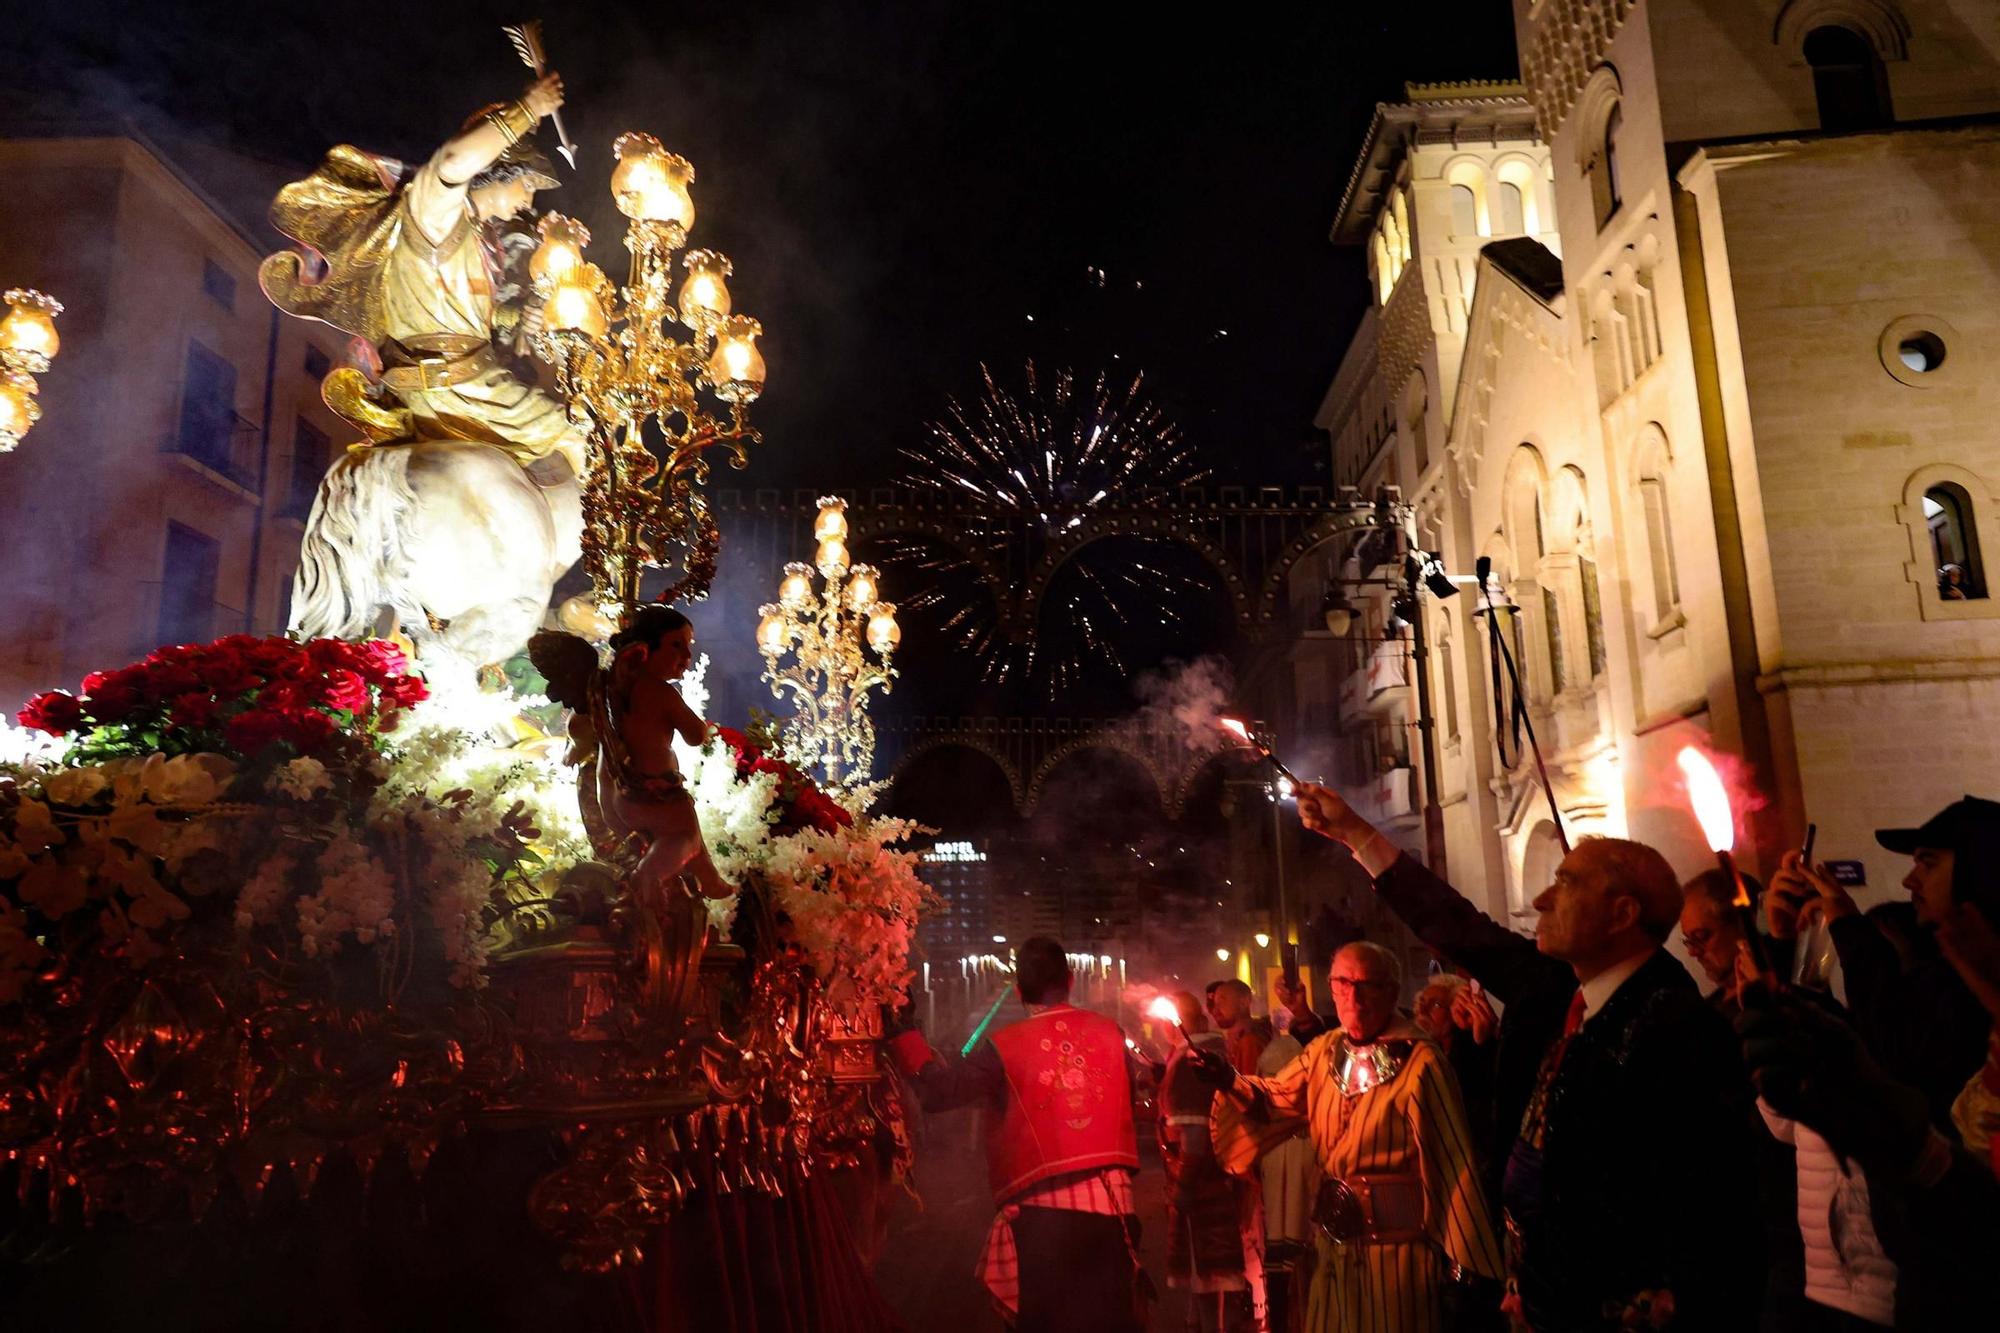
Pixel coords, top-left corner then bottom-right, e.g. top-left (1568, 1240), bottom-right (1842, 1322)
top-left (471, 178), bottom-right (538, 222)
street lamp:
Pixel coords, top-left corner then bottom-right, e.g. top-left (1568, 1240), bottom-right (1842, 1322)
top-left (1253, 932), bottom-right (1270, 949)
top-left (526, 135), bottom-right (767, 615)
top-left (757, 496), bottom-right (900, 788)
top-left (0, 288), bottom-right (62, 453)
top-left (1319, 489), bottom-right (1455, 880)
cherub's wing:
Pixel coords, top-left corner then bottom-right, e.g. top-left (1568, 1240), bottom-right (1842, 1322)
top-left (529, 630), bottom-right (599, 711)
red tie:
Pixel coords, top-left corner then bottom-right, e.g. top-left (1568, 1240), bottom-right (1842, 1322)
top-left (1563, 989), bottom-right (1587, 1038)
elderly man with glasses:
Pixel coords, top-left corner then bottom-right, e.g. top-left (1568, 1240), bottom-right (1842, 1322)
top-left (1189, 940), bottom-right (1502, 1332)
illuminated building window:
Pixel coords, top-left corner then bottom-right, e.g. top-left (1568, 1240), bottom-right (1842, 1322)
top-left (1494, 180), bottom-right (1525, 236)
top-left (159, 521), bottom-right (219, 648)
top-left (1806, 24), bottom-right (1893, 131)
top-left (1587, 102), bottom-right (1624, 228)
top-left (1925, 483), bottom-right (1986, 600)
top-left (1449, 183), bottom-right (1477, 237)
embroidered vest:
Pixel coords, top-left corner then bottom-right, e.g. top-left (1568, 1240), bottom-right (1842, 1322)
top-left (986, 1005), bottom-right (1139, 1201)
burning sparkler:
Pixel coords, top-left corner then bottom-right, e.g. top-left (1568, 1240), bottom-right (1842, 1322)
top-left (1145, 994), bottom-right (1185, 1028)
top-left (889, 361), bottom-right (1213, 695)
top-left (1677, 745), bottom-right (1770, 973)
top-left (1219, 717), bottom-right (1299, 786)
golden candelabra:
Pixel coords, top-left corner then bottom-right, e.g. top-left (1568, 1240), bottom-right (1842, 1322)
top-left (0, 288), bottom-right (62, 453)
top-left (757, 497), bottom-right (901, 788)
top-left (527, 133), bottom-right (767, 616)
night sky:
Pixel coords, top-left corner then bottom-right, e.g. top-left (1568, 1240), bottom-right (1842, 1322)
top-left (2, 0), bottom-right (1519, 490)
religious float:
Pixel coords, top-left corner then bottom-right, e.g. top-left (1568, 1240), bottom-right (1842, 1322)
top-left (1, 45), bottom-right (930, 1332)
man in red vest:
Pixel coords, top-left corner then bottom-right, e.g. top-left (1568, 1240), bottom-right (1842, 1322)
top-left (889, 936), bottom-right (1147, 1332)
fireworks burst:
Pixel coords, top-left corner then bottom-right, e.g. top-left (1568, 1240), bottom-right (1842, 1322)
top-left (888, 362), bottom-right (1216, 696)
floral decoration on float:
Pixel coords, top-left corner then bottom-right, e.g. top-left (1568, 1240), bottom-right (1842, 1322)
top-left (0, 635), bottom-right (931, 1258)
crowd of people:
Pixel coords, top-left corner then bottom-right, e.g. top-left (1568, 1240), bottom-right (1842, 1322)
top-left (886, 789), bottom-right (2000, 1332)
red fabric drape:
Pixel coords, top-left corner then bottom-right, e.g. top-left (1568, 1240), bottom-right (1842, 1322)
top-left (648, 1157), bottom-right (907, 1333)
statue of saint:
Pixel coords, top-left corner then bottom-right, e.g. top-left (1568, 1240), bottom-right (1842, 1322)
top-left (531, 608), bottom-right (735, 904)
top-left (260, 73), bottom-right (588, 672)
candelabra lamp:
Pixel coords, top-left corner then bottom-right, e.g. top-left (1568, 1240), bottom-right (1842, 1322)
top-left (756, 496), bottom-right (901, 788)
top-left (526, 134), bottom-right (767, 615)
top-left (0, 288), bottom-right (62, 453)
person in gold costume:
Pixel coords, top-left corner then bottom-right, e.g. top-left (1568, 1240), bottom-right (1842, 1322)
top-left (260, 70), bottom-right (584, 482)
top-left (1189, 941), bottom-right (1503, 1333)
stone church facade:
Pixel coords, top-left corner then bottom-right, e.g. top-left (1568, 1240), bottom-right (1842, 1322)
top-left (1306, 0), bottom-right (2000, 925)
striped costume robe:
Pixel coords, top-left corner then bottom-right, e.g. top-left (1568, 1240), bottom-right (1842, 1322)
top-left (1211, 1020), bottom-right (1502, 1333)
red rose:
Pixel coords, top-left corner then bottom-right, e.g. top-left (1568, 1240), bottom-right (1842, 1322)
top-left (357, 639), bottom-right (411, 683)
top-left (17, 690), bottom-right (84, 735)
top-left (141, 662), bottom-right (202, 700)
top-left (321, 668), bottom-right (369, 715)
top-left (169, 691), bottom-right (220, 730)
top-left (281, 708), bottom-right (338, 752)
top-left (224, 708), bottom-right (289, 756)
top-left (382, 673), bottom-right (428, 709)
top-left (82, 667), bottom-right (147, 722)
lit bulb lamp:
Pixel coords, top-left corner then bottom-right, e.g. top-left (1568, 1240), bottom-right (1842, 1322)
top-left (813, 496), bottom-right (849, 543)
top-left (611, 132), bottom-right (695, 236)
top-left (0, 289), bottom-right (62, 373)
top-left (846, 564), bottom-right (881, 613)
top-left (866, 603), bottom-right (900, 654)
top-left (706, 314), bottom-right (766, 404)
top-left (546, 263), bottom-right (611, 341)
top-left (677, 249), bottom-right (733, 329)
top-left (756, 603), bottom-right (790, 656)
top-left (779, 561), bottom-right (814, 611)
top-left (815, 536), bottom-right (850, 578)
top-left (528, 214), bottom-right (591, 290)
top-left (0, 371), bottom-right (39, 451)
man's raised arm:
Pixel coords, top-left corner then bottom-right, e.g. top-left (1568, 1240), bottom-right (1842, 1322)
top-left (433, 72), bottom-right (566, 187)
top-left (1296, 782), bottom-right (1563, 1005)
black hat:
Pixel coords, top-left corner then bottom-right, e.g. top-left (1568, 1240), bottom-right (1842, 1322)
top-left (1875, 795), bottom-right (2000, 854)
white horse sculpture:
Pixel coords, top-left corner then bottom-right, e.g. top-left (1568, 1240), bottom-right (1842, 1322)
top-left (289, 439), bottom-right (582, 673)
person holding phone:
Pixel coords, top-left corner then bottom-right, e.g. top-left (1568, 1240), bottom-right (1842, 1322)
top-left (1767, 796), bottom-right (1998, 1131)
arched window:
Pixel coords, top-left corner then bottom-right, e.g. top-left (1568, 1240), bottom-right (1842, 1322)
top-left (1494, 180), bottom-right (1525, 236)
top-left (1634, 425), bottom-right (1682, 628)
top-left (1806, 24), bottom-right (1893, 131)
top-left (1597, 103), bottom-right (1624, 226)
top-left (1926, 483), bottom-right (1986, 599)
top-left (1445, 160), bottom-right (1489, 237)
top-left (1393, 191), bottom-right (1413, 264)
top-left (1449, 183), bottom-right (1478, 236)
top-left (1372, 234), bottom-right (1392, 304)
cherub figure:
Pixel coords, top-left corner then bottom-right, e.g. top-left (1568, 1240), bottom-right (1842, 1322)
top-left (531, 606), bottom-right (735, 902)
